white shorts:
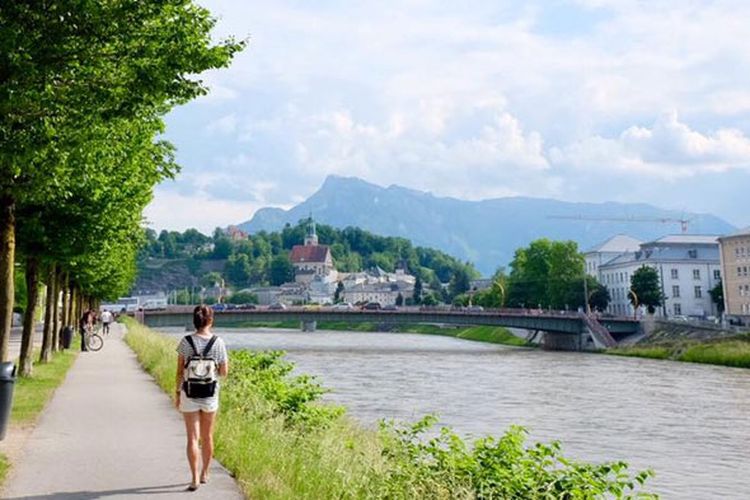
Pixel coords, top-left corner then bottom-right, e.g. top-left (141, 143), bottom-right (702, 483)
top-left (179, 390), bottom-right (218, 413)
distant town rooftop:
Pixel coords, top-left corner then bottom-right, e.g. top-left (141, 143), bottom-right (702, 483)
top-left (643, 234), bottom-right (720, 246)
top-left (584, 234), bottom-right (642, 254)
top-left (718, 227), bottom-right (750, 240)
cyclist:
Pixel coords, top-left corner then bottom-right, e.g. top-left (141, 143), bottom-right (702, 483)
top-left (79, 310), bottom-right (94, 352)
top-left (100, 309), bottom-right (114, 335)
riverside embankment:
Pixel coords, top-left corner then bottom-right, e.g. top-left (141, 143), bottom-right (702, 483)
top-left (608, 320), bottom-right (750, 368)
top-left (215, 320), bottom-right (529, 347)
top-left (128, 319), bottom-right (657, 499)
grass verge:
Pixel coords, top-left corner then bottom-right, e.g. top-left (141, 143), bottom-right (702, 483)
top-left (0, 453), bottom-right (8, 485)
top-left (11, 347), bottom-right (79, 423)
top-left (221, 320), bottom-right (529, 347)
top-left (608, 334), bottom-right (750, 368)
top-left (123, 317), bottom-right (654, 499)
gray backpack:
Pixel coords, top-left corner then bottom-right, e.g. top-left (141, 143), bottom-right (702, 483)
top-left (182, 335), bottom-right (219, 398)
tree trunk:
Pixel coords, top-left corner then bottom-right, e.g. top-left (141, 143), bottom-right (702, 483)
top-left (19, 256), bottom-right (40, 376)
top-left (68, 285), bottom-right (78, 330)
top-left (61, 274), bottom-right (69, 329)
top-left (40, 264), bottom-right (55, 363)
top-left (76, 291), bottom-right (83, 334)
top-left (51, 266), bottom-right (61, 353)
top-left (0, 196), bottom-right (15, 362)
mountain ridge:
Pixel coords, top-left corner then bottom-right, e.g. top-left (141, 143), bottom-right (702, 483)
top-left (239, 176), bottom-right (735, 275)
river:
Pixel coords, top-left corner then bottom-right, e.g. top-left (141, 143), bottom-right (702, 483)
top-left (164, 327), bottom-right (750, 499)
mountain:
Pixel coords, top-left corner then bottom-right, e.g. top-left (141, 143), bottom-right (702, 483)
top-left (238, 176), bottom-right (736, 275)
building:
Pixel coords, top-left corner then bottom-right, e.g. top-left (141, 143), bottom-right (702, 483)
top-left (584, 234), bottom-right (643, 277)
top-left (224, 225), bottom-right (248, 241)
top-left (342, 281), bottom-right (413, 306)
top-left (245, 286), bottom-right (282, 306)
top-left (598, 235), bottom-right (722, 319)
top-left (289, 219), bottom-right (336, 284)
top-left (718, 228), bottom-right (750, 325)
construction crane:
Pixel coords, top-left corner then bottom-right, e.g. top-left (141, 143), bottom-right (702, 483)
top-left (548, 215), bottom-right (692, 233)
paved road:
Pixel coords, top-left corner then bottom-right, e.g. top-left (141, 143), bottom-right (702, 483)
top-left (1, 324), bottom-right (243, 499)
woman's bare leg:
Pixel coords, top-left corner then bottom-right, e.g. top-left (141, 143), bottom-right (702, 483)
top-left (183, 411), bottom-right (201, 486)
top-left (199, 410), bottom-right (217, 481)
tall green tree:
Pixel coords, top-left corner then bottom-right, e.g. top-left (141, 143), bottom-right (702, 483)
top-left (629, 266), bottom-right (663, 314)
top-left (0, 1), bottom-right (244, 360)
top-left (270, 255), bottom-right (294, 286)
top-left (709, 281), bottom-right (725, 314)
top-left (507, 239), bottom-right (584, 309)
top-left (588, 282), bottom-right (611, 312)
top-left (225, 254), bottom-right (252, 286)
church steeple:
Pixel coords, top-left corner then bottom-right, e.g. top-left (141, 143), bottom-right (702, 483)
top-left (304, 214), bottom-right (318, 246)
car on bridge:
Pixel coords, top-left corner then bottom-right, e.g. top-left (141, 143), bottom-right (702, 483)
top-left (382, 304), bottom-right (398, 311)
top-left (332, 302), bottom-right (355, 311)
top-left (268, 303), bottom-right (287, 311)
top-left (362, 302), bottom-right (382, 310)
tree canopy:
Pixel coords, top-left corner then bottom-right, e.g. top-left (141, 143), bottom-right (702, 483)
top-left (629, 266), bottom-right (663, 314)
top-left (0, 1), bottom-right (243, 367)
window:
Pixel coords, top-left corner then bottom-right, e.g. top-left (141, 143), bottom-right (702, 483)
top-left (713, 270), bottom-right (721, 280)
top-left (694, 286), bottom-right (702, 298)
top-left (745, 266), bottom-right (749, 277)
top-left (693, 269), bottom-right (700, 280)
top-left (673, 303), bottom-right (682, 315)
top-left (688, 249), bottom-right (697, 259)
top-left (671, 269), bottom-right (679, 279)
top-left (740, 286), bottom-right (745, 297)
top-left (672, 285), bottom-right (680, 298)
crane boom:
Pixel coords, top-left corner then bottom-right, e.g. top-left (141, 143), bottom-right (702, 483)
top-left (548, 215), bottom-right (691, 233)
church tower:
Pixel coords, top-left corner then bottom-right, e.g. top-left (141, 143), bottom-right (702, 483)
top-left (304, 216), bottom-right (319, 246)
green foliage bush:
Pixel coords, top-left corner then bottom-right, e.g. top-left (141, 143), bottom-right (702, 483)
top-left (379, 416), bottom-right (655, 499)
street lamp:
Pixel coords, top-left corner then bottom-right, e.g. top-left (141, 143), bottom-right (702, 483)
top-left (628, 289), bottom-right (639, 320)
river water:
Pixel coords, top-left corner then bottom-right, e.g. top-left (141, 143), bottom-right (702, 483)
top-left (165, 327), bottom-right (750, 499)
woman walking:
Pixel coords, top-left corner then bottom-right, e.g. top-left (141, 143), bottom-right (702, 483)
top-left (175, 305), bottom-right (228, 491)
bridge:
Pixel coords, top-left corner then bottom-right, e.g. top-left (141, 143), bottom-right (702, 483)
top-left (138, 307), bottom-right (640, 351)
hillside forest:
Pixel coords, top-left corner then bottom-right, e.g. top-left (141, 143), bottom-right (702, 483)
top-left (137, 221), bottom-right (480, 303)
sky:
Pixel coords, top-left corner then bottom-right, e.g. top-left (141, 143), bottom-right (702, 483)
top-left (145, 0), bottom-right (750, 234)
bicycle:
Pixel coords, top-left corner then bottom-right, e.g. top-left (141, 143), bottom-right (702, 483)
top-left (84, 325), bottom-right (104, 352)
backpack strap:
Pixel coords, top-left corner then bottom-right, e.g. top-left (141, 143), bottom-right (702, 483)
top-left (184, 335), bottom-right (199, 356)
top-left (202, 336), bottom-right (219, 358)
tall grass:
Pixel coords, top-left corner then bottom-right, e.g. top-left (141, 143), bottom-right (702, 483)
top-left (608, 334), bottom-right (750, 368)
top-left (678, 336), bottom-right (750, 368)
top-left (398, 324), bottom-right (528, 346)
top-left (607, 346), bottom-right (671, 360)
top-left (123, 318), bottom-right (655, 499)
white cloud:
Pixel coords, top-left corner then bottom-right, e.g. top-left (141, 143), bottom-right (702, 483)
top-left (205, 113), bottom-right (238, 135)
top-left (149, 0), bottom-right (750, 227)
top-left (551, 113), bottom-right (750, 179)
top-left (144, 188), bottom-right (263, 233)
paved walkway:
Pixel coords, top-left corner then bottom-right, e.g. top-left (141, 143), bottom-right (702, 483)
top-left (1, 324), bottom-right (243, 499)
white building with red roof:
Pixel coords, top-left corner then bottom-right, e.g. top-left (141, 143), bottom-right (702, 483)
top-left (289, 218), bottom-right (336, 284)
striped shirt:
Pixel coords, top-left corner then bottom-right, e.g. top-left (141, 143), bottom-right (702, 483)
top-left (176, 334), bottom-right (228, 404)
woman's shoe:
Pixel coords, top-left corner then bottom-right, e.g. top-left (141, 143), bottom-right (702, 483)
top-left (200, 474), bottom-right (209, 484)
top-left (187, 483), bottom-right (200, 492)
